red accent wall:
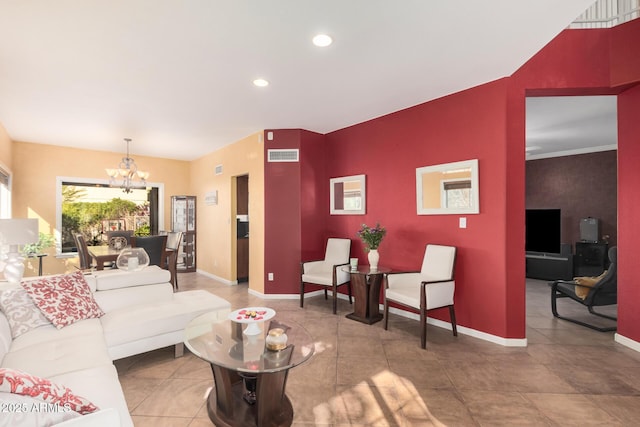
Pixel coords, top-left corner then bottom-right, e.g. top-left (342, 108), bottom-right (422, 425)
top-left (617, 84), bottom-right (640, 342)
top-left (611, 20), bottom-right (640, 87)
top-left (515, 29), bottom-right (611, 92)
top-left (263, 19), bottom-right (640, 343)
top-left (324, 79), bottom-right (513, 337)
top-left (299, 130), bottom-right (329, 260)
top-left (263, 130), bottom-right (302, 294)
top-left (263, 129), bottom-right (328, 295)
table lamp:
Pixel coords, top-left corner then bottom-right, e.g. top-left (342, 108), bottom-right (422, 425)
top-left (0, 218), bottom-right (39, 283)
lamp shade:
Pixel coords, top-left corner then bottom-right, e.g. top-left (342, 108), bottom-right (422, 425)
top-left (0, 218), bottom-right (39, 283)
top-left (0, 219), bottom-right (39, 246)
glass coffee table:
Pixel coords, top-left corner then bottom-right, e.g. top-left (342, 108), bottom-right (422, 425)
top-left (184, 310), bottom-right (314, 427)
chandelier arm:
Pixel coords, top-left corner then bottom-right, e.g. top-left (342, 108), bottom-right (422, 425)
top-left (107, 138), bottom-right (149, 193)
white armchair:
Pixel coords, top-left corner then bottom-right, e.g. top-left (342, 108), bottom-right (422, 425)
top-left (300, 238), bottom-right (352, 314)
top-left (383, 244), bottom-right (457, 349)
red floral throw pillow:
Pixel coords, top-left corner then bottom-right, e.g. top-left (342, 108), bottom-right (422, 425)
top-left (0, 368), bottom-right (99, 414)
top-left (21, 271), bottom-right (104, 329)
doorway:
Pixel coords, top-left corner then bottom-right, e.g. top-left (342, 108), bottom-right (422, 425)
top-left (524, 95), bottom-right (618, 333)
top-left (236, 175), bottom-right (249, 283)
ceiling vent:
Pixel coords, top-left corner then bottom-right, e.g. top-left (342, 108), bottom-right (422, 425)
top-left (214, 164), bottom-right (223, 175)
top-left (268, 149), bottom-right (299, 162)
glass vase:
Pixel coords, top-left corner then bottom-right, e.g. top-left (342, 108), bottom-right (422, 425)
top-left (116, 247), bottom-right (150, 271)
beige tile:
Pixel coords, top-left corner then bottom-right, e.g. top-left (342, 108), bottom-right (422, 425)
top-left (130, 416), bottom-right (193, 427)
top-left (524, 393), bottom-right (623, 426)
top-left (397, 386), bottom-right (472, 427)
top-left (493, 361), bottom-right (577, 393)
top-left (288, 381), bottom-right (337, 424)
top-left (290, 355), bottom-right (337, 386)
top-left (388, 359), bottom-right (453, 389)
top-left (333, 384), bottom-right (405, 426)
top-left (118, 376), bottom-right (165, 411)
top-left (459, 390), bottom-right (552, 426)
top-left (171, 354), bottom-right (213, 380)
top-left (443, 361), bottom-right (509, 391)
top-left (590, 394), bottom-right (640, 424)
top-left (115, 274), bottom-right (633, 426)
top-left (337, 356), bottom-right (391, 387)
top-left (337, 335), bottom-right (387, 360)
top-left (132, 378), bottom-right (210, 418)
top-left (187, 418), bottom-right (216, 427)
top-left (546, 363), bottom-right (639, 395)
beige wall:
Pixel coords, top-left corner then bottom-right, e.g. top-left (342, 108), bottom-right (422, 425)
top-left (12, 141), bottom-right (190, 276)
top-left (190, 132), bottom-right (265, 293)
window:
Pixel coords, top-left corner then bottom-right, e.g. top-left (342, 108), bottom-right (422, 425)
top-left (56, 177), bottom-right (164, 253)
top-left (0, 166), bottom-right (10, 218)
top-left (442, 179), bottom-right (472, 209)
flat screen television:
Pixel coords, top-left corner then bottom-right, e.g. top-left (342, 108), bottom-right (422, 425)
top-left (525, 209), bottom-right (561, 254)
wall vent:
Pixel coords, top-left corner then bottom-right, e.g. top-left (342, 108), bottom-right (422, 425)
top-left (268, 149), bottom-right (299, 162)
top-left (214, 164), bottom-right (223, 175)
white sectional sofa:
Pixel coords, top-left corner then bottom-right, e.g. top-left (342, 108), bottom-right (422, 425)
top-left (0, 266), bottom-right (231, 426)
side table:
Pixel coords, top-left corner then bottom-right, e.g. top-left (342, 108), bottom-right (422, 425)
top-left (342, 265), bottom-right (391, 324)
top-left (28, 253), bottom-right (47, 276)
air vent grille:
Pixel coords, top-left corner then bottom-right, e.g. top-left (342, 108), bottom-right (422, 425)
top-left (214, 164), bottom-right (223, 175)
top-left (268, 149), bottom-right (299, 162)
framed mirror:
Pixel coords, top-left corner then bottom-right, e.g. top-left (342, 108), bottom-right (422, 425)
top-left (416, 159), bottom-right (479, 215)
top-left (330, 174), bottom-right (366, 215)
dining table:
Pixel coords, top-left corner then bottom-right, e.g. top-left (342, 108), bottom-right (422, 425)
top-left (87, 245), bottom-right (121, 270)
top-left (88, 245), bottom-right (176, 271)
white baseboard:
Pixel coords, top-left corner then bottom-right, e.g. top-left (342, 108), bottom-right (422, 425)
top-left (615, 333), bottom-right (640, 352)
top-left (246, 291), bottom-right (527, 347)
top-left (196, 269), bottom-right (237, 286)
top-left (386, 306), bottom-right (527, 347)
top-left (248, 288), bottom-right (307, 299)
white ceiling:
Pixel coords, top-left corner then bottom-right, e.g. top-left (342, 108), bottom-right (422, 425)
top-left (526, 95), bottom-right (618, 160)
top-left (0, 1), bottom-right (596, 161)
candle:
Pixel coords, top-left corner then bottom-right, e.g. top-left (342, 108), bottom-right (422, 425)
top-left (128, 257), bottom-right (139, 270)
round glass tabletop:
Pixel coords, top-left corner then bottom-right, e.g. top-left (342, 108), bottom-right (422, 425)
top-left (184, 311), bottom-right (315, 374)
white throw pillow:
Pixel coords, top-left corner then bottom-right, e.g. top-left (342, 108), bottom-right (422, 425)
top-left (0, 288), bottom-right (51, 338)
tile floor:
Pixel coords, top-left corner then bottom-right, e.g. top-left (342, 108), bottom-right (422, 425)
top-left (115, 274), bottom-right (640, 426)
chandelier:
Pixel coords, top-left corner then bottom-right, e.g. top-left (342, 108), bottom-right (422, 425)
top-left (106, 138), bottom-right (149, 193)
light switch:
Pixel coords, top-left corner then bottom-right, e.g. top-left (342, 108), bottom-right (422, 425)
top-left (459, 217), bottom-right (467, 228)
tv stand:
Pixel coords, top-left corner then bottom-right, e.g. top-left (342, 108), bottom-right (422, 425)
top-left (525, 252), bottom-right (573, 280)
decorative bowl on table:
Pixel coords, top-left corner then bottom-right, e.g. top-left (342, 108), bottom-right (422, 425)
top-left (116, 247), bottom-right (149, 271)
top-left (228, 307), bottom-right (275, 336)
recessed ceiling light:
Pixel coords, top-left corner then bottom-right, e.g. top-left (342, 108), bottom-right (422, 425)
top-left (312, 34), bottom-right (332, 47)
top-left (253, 78), bottom-right (269, 87)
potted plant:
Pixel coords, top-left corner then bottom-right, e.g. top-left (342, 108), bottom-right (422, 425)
top-left (356, 223), bottom-right (386, 270)
top-left (22, 232), bottom-right (55, 256)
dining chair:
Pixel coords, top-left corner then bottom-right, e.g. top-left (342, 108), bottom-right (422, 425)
top-left (165, 231), bottom-right (183, 291)
top-left (130, 235), bottom-right (168, 268)
top-left (384, 244), bottom-right (457, 349)
top-left (106, 230), bottom-right (133, 250)
top-left (300, 238), bottom-right (352, 314)
top-left (73, 233), bottom-right (93, 270)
